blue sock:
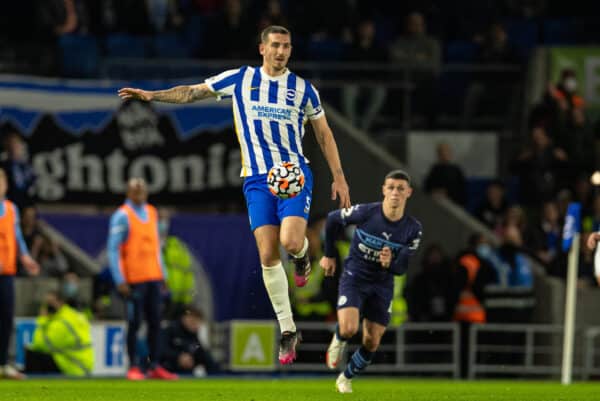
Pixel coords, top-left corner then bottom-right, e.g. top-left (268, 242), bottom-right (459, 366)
top-left (335, 324), bottom-right (351, 342)
top-left (344, 346), bottom-right (374, 379)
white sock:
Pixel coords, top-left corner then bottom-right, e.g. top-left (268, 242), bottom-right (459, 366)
top-left (290, 237), bottom-right (309, 259)
top-left (262, 262), bottom-right (296, 333)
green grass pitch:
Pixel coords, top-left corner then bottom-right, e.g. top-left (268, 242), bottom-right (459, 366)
top-left (2, 378), bottom-right (600, 401)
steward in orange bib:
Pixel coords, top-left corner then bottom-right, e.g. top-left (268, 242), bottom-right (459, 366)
top-left (0, 168), bottom-right (40, 379)
top-left (453, 233), bottom-right (497, 378)
top-left (107, 178), bottom-right (177, 381)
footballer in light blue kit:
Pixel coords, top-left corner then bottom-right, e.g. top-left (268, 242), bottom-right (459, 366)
top-left (320, 170), bottom-right (422, 393)
top-left (118, 25), bottom-right (351, 365)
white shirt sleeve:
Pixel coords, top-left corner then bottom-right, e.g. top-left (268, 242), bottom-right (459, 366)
top-left (204, 68), bottom-right (242, 99)
top-left (304, 83), bottom-right (325, 120)
top-left (595, 244), bottom-right (600, 277)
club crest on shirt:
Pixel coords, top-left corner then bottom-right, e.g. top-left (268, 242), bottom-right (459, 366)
top-left (286, 89), bottom-right (296, 102)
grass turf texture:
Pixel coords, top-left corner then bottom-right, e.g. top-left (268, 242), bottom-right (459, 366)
top-left (2, 378), bottom-right (600, 401)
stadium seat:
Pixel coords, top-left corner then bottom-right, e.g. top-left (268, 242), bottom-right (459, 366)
top-left (105, 34), bottom-right (152, 58)
top-left (542, 18), bottom-right (578, 45)
top-left (466, 177), bottom-right (492, 214)
top-left (58, 34), bottom-right (100, 78)
top-left (183, 15), bottom-right (209, 56)
top-left (439, 41), bottom-right (477, 115)
top-left (153, 33), bottom-right (192, 58)
top-left (443, 40), bottom-right (478, 63)
top-left (306, 38), bottom-right (346, 61)
top-left (502, 18), bottom-right (538, 61)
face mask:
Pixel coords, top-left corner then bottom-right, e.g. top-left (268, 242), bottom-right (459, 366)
top-left (47, 304), bottom-right (57, 314)
top-left (476, 244), bottom-right (492, 258)
top-left (564, 77), bottom-right (577, 92)
top-left (63, 282), bottom-right (78, 298)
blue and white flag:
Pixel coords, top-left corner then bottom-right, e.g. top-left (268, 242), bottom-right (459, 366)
top-left (562, 202), bottom-right (581, 252)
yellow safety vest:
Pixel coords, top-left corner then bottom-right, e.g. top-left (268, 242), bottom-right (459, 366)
top-left (390, 275), bottom-right (408, 326)
top-left (30, 304), bottom-right (94, 376)
top-left (163, 236), bottom-right (196, 304)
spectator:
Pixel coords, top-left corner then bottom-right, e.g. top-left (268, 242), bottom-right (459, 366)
top-left (389, 11), bottom-right (441, 73)
top-left (510, 125), bottom-right (569, 209)
top-left (424, 142), bottom-right (468, 207)
top-left (287, 0), bottom-right (357, 42)
top-left (1, 132), bottom-right (37, 209)
top-left (462, 21), bottom-right (522, 129)
top-left (494, 225), bottom-right (534, 289)
top-left (146, 0), bottom-right (185, 33)
top-left (388, 11), bottom-right (441, 127)
top-left (530, 68), bottom-right (589, 154)
top-left (453, 233), bottom-right (497, 378)
top-left (526, 200), bottom-right (562, 268)
top-left (496, 205), bottom-right (528, 238)
top-left (19, 206), bottom-right (44, 255)
top-left (61, 272), bottom-right (85, 311)
top-left (257, 0), bottom-right (289, 33)
top-left (111, 0), bottom-right (153, 34)
top-left (572, 172), bottom-right (594, 219)
top-left (37, 235), bottom-right (69, 277)
top-left (25, 290), bottom-right (93, 376)
top-left (160, 306), bottom-right (220, 376)
top-left (204, 0), bottom-right (255, 59)
top-left (480, 226), bottom-right (535, 370)
top-left (406, 243), bottom-right (459, 322)
top-left (404, 243), bottom-right (459, 365)
top-left (475, 179), bottom-right (510, 230)
top-left (341, 18), bottom-right (388, 132)
top-left (31, 0), bottom-right (80, 75)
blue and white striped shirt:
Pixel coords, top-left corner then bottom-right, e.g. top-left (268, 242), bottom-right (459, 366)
top-left (205, 66), bottom-right (324, 177)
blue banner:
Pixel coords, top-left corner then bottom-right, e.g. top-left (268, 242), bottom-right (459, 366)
top-left (0, 76), bottom-right (243, 205)
top-left (41, 212), bottom-right (269, 321)
top-left (562, 202), bottom-right (581, 252)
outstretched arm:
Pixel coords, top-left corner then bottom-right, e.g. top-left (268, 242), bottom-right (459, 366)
top-left (118, 83), bottom-right (216, 104)
top-left (310, 115), bottom-right (350, 208)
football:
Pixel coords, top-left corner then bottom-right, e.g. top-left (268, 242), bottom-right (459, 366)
top-left (267, 161), bottom-right (305, 199)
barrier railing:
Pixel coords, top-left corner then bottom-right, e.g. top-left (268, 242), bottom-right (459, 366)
top-left (213, 320), bottom-right (460, 377)
top-left (468, 323), bottom-right (581, 379)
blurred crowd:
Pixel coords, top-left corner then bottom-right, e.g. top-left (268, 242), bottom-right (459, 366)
top-left (2, 0), bottom-right (600, 378)
top-left (423, 66), bottom-right (600, 291)
top-left (2, 1), bottom-right (600, 133)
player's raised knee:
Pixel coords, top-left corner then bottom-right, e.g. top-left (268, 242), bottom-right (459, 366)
top-left (339, 322), bottom-right (358, 339)
top-left (280, 236), bottom-right (304, 255)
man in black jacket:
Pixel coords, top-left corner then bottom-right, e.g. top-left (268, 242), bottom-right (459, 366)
top-left (160, 306), bottom-right (220, 376)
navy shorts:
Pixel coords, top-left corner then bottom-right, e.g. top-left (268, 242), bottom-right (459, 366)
top-left (337, 270), bottom-right (393, 327)
top-left (242, 165), bottom-right (313, 231)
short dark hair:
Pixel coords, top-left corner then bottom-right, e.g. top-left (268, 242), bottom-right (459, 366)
top-left (260, 25), bottom-right (291, 43)
top-left (46, 290), bottom-right (64, 303)
top-left (384, 169), bottom-right (411, 185)
top-left (183, 305), bottom-right (205, 320)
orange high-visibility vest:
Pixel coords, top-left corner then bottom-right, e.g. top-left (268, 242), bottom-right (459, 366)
top-left (453, 254), bottom-right (486, 323)
top-left (118, 203), bottom-right (163, 284)
top-left (0, 200), bottom-right (18, 276)
top-left (552, 89), bottom-right (585, 108)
